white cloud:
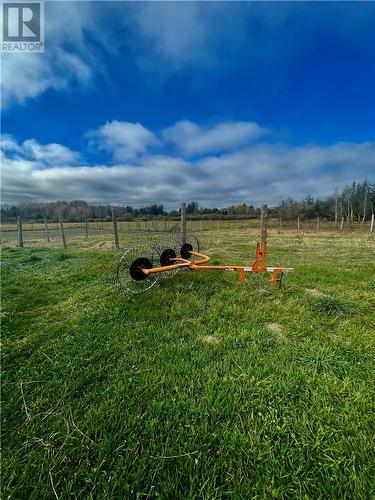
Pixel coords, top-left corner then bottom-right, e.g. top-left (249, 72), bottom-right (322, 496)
top-left (2, 134), bottom-right (374, 207)
top-left (86, 119), bottom-right (267, 161)
top-left (2, 3), bottom-right (373, 110)
top-left (1, 2), bottom-right (95, 108)
top-left (0, 3), bottom-right (255, 108)
top-left (0, 135), bottom-right (22, 154)
top-left (162, 120), bottom-right (268, 155)
top-left (21, 139), bottom-right (80, 166)
top-left (87, 121), bottom-right (159, 162)
top-left (1, 135), bottom-right (80, 166)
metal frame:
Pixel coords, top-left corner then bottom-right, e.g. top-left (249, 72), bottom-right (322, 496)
top-left (142, 241), bottom-right (293, 284)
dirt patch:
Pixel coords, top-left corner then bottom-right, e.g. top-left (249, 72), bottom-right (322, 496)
top-left (205, 248), bottom-right (221, 254)
top-left (92, 241), bottom-right (116, 250)
top-left (304, 288), bottom-right (326, 298)
top-left (331, 334), bottom-right (352, 347)
top-left (267, 322), bottom-right (283, 334)
top-left (201, 335), bottom-right (220, 346)
top-left (266, 323), bottom-right (288, 343)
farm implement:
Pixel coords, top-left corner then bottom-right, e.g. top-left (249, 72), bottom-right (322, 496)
top-left (115, 229), bottom-right (293, 297)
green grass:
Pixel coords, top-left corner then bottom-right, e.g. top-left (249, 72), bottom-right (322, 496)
top-left (2, 228), bottom-right (375, 499)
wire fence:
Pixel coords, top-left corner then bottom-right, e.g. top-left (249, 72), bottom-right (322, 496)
top-left (1, 215), bottom-right (373, 250)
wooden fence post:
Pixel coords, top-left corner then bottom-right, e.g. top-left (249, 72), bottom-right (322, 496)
top-left (340, 216), bottom-right (344, 231)
top-left (297, 216), bottom-right (300, 232)
top-left (260, 204), bottom-right (268, 246)
top-left (17, 216), bottom-right (24, 247)
top-left (316, 217), bottom-right (320, 230)
top-left (112, 208), bottom-right (120, 248)
top-left (370, 213), bottom-right (374, 233)
top-left (181, 202), bottom-right (187, 244)
top-left (44, 218), bottom-right (50, 243)
top-left (84, 219), bottom-right (89, 239)
top-left (58, 211), bottom-right (67, 249)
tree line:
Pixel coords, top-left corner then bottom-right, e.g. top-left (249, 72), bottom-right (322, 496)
top-left (1, 180), bottom-right (373, 222)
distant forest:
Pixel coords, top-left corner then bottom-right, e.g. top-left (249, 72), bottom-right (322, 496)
top-left (1, 180), bottom-right (374, 222)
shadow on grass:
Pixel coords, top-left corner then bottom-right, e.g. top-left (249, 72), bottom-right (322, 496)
top-left (311, 296), bottom-right (357, 317)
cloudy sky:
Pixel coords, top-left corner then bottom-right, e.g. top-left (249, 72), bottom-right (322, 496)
top-left (1, 1), bottom-right (375, 208)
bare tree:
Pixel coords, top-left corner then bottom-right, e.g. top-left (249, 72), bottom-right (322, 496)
top-left (334, 187), bottom-right (338, 224)
top-left (362, 188), bottom-right (367, 223)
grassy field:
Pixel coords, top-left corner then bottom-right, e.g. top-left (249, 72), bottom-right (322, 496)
top-left (2, 225), bottom-right (375, 499)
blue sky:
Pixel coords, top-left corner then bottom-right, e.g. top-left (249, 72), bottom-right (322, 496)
top-left (1, 1), bottom-right (375, 207)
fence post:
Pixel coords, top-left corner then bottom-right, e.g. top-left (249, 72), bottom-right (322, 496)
top-left (340, 216), bottom-right (344, 231)
top-left (44, 218), bottom-right (50, 242)
top-left (58, 211), bottom-right (67, 249)
top-left (260, 204), bottom-right (268, 246)
top-left (297, 216), bottom-right (300, 232)
top-left (17, 216), bottom-right (24, 247)
top-left (181, 202), bottom-right (187, 244)
top-left (84, 219), bottom-right (89, 239)
top-left (370, 213), bottom-right (374, 233)
top-left (279, 217), bottom-right (283, 232)
top-left (316, 217), bottom-right (320, 230)
top-left (112, 208), bottom-right (120, 248)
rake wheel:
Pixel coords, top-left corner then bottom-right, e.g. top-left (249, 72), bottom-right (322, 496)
top-left (160, 248), bottom-right (177, 267)
top-left (181, 243), bottom-right (193, 259)
top-left (147, 231), bottom-right (181, 280)
top-left (115, 243), bottom-right (161, 297)
top-left (115, 228), bottom-right (204, 297)
top-left (129, 257), bottom-right (152, 280)
top-left (165, 229), bottom-right (202, 257)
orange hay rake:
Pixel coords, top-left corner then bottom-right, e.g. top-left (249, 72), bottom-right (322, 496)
top-left (115, 233), bottom-right (293, 297)
top-left (139, 242), bottom-right (293, 284)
